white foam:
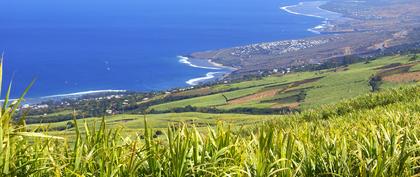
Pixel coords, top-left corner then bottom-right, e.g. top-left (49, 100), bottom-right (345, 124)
top-left (307, 28), bottom-right (322, 34)
top-left (186, 72), bottom-right (223, 85)
top-left (178, 56), bottom-right (221, 70)
top-left (280, 1), bottom-right (343, 34)
top-left (281, 3), bottom-right (325, 19)
top-left (42, 90), bottom-right (127, 98)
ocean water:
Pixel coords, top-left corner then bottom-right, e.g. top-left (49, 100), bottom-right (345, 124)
top-left (0, 0), bottom-right (325, 98)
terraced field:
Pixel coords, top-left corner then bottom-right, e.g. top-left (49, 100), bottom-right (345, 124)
top-left (149, 54), bottom-right (420, 111)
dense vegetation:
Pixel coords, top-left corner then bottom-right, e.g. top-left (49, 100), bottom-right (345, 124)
top-left (2, 72), bottom-right (420, 175)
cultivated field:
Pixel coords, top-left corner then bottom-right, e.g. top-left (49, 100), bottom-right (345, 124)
top-left (149, 54), bottom-right (419, 111)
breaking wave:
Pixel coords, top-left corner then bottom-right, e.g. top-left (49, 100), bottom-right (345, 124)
top-left (186, 72), bottom-right (224, 85)
top-left (42, 90), bottom-right (127, 98)
top-left (178, 56), bottom-right (221, 70)
top-left (280, 1), bottom-right (343, 34)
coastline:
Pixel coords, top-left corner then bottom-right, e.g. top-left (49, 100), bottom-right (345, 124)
top-left (280, 1), bottom-right (343, 34)
top-left (25, 58), bottom-right (235, 103)
top-left (20, 90), bottom-right (127, 105)
top-left (182, 1), bottom-right (348, 84)
top-left (41, 89), bottom-right (127, 99)
top-left (178, 56), bottom-right (221, 70)
top-left (185, 72), bottom-right (225, 86)
top-left (207, 59), bottom-right (238, 71)
top-left (179, 56), bottom-right (237, 86)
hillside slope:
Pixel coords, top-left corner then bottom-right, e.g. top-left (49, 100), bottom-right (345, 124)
top-left (8, 84), bottom-right (420, 176)
top-left (149, 54), bottom-right (419, 112)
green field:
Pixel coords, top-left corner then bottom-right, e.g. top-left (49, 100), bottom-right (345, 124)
top-left (29, 112), bottom-right (281, 137)
top-left (148, 54), bottom-right (419, 112)
top-left (149, 86), bottom-right (265, 111)
top-left (410, 62), bottom-right (420, 71)
top-left (149, 72), bottom-right (320, 111)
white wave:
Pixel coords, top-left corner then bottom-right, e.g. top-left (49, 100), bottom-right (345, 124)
top-left (0, 98), bottom-right (17, 103)
top-left (42, 90), bottom-right (127, 98)
top-left (281, 1), bottom-right (343, 34)
top-left (186, 72), bottom-right (223, 85)
top-left (280, 3), bottom-right (325, 19)
top-left (307, 28), bottom-right (321, 34)
top-left (178, 56), bottom-right (221, 70)
top-left (308, 24), bottom-right (327, 34)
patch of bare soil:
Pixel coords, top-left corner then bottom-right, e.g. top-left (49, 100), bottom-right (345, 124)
top-left (382, 71), bottom-right (420, 83)
top-left (228, 89), bottom-right (282, 105)
top-left (228, 77), bottom-right (322, 105)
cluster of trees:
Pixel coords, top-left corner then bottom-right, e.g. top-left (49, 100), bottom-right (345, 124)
top-left (369, 75), bottom-right (382, 92)
top-left (20, 93), bottom-right (148, 124)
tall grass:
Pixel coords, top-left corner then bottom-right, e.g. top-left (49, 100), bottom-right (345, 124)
top-left (1, 58), bottom-right (419, 176)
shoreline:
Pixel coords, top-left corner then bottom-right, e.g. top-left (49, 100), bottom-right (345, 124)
top-left (280, 1), bottom-right (343, 34)
top-left (182, 1), bottom-right (347, 85)
top-left (179, 56), bottom-right (237, 86)
top-left (41, 89), bottom-right (127, 99)
top-left (178, 56), bottom-right (221, 70)
top-left (24, 58), bottom-right (235, 103)
top-left (207, 59), bottom-right (238, 71)
top-left (18, 90), bottom-right (127, 105)
top-left (185, 72), bottom-right (225, 86)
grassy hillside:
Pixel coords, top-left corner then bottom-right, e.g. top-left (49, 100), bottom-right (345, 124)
top-left (149, 72), bottom-right (318, 111)
top-left (3, 83), bottom-right (420, 176)
top-left (148, 54), bottom-right (419, 112)
top-left (28, 112), bottom-right (281, 137)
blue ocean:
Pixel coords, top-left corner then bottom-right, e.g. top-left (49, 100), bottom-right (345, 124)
top-left (0, 0), bottom-right (325, 98)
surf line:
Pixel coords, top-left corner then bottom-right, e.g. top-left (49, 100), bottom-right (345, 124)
top-left (280, 1), bottom-right (342, 34)
top-left (178, 56), bottom-right (221, 70)
top-left (41, 90), bottom-right (127, 98)
top-left (186, 72), bottom-right (225, 86)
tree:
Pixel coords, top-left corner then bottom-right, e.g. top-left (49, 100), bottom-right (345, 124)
top-left (66, 121), bottom-right (75, 129)
top-left (409, 53), bottom-right (417, 61)
top-left (369, 75), bottom-right (382, 92)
